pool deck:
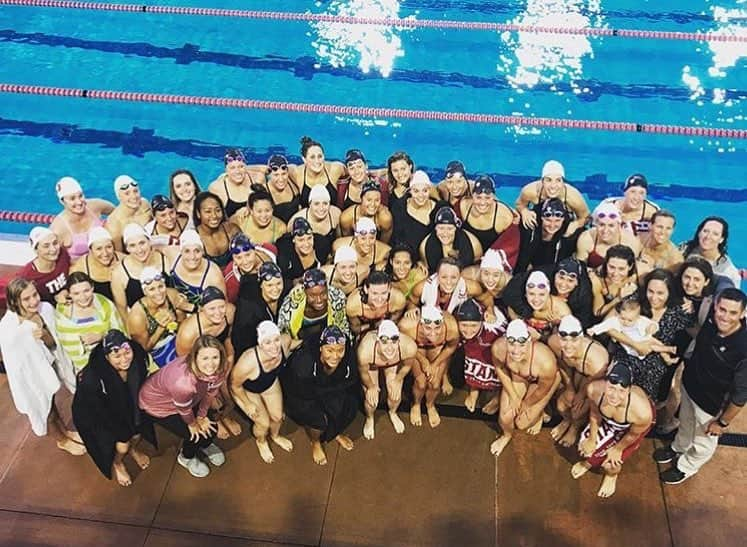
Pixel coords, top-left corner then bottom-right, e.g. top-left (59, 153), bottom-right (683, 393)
top-left (0, 372), bottom-right (745, 547)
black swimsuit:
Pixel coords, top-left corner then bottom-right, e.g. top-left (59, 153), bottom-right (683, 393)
top-left (300, 166), bottom-right (337, 208)
top-left (463, 203), bottom-right (501, 251)
top-left (197, 313), bottom-right (230, 345)
top-left (242, 347), bottom-right (287, 394)
top-left (269, 183), bottom-right (301, 224)
top-left (204, 225), bottom-right (233, 269)
top-left (84, 255), bottom-right (116, 301)
top-left (122, 253), bottom-right (170, 308)
top-left (223, 176), bottom-right (253, 218)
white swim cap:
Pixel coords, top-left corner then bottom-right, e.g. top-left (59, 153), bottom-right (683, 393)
top-left (526, 270), bottom-right (550, 289)
top-left (420, 305), bottom-right (444, 323)
top-left (481, 249), bottom-right (510, 272)
top-left (114, 174), bottom-right (138, 195)
top-left (87, 226), bottom-right (113, 247)
top-left (55, 176), bottom-right (82, 199)
top-left (29, 226), bottom-right (55, 249)
top-left (354, 217), bottom-right (377, 234)
top-left (377, 319), bottom-right (400, 339)
top-left (139, 266), bottom-right (163, 285)
top-left (308, 184), bottom-right (331, 203)
top-left (506, 319), bottom-right (529, 340)
top-left (334, 245), bottom-right (357, 264)
top-left (122, 223), bottom-right (149, 245)
top-left (179, 229), bottom-right (203, 249)
top-left (541, 160), bottom-right (565, 178)
top-left (410, 170), bottom-right (431, 189)
top-left (257, 320), bottom-right (281, 342)
top-left (593, 201), bottom-right (621, 222)
top-left (558, 315), bottom-right (583, 334)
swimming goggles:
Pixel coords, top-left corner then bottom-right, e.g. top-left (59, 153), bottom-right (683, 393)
top-left (378, 335), bottom-right (400, 343)
top-left (506, 336), bottom-right (530, 344)
top-left (151, 195), bottom-right (174, 212)
top-left (106, 342), bottom-right (132, 353)
top-left (259, 267), bottom-right (282, 282)
top-left (231, 242), bottom-right (255, 255)
top-left (556, 270), bottom-right (578, 281)
top-left (141, 272), bottom-right (165, 285)
top-left (526, 282), bottom-right (548, 290)
top-left (118, 180), bottom-right (139, 191)
top-left (322, 335), bottom-right (347, 346)
top-left (542, 210), bottom-right (565, 219)
top-left (270, 165), bottom-right (288, 172)
top-left (421, 318), bottom-right (443, 326)
top-left (355, 228), bottom-right (378, 237)
top-left (596, 212), bottom-right (620, 221)
top-left (558, 330), bottom-right (582, 338)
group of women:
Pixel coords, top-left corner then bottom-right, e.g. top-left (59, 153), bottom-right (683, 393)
top-left (0, 135), bottom-right (742, 488)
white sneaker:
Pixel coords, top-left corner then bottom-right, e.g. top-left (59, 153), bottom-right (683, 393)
top-left (201, 443), bottom-right (225, 466)
top-left (177, 452), bottom-right (210, 478)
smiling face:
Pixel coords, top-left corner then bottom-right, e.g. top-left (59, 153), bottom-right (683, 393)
top-left (457, 319), bottom-right (481, 340)
top-left (155, 206), bottom-right (177, 231)
top-left (172, 173), bottom-right (197, 204)
top-left (142, 277), bottom-right (167, 305)
top-left (713, 296), bottom-right (745, 335)
top-left (553, 270), bottom-right (578, 296)
top-left (435, 224), bottom-right (456, 245)
top-left (180, 244), bottom-right (204, 270)
top-left (624, 186), bottom-right (647, 210)
top-left (390, 159), bottom-right (412, 186)
top-left (410, 184), bottom-right (430, 206)
top-left (390, 251), bottom-right (413, 281)
top-left (541, 213), bottom-right (565, 237)
top-left (479, 267), bottom-right (502, 290)
top-left (18, 283), bottom-right (41, 316)
top-left (472, 191), bottom-right (494, 213)
top-left (366, 283), bottom-right (390, 308)
top-left (604, 380), bottom-right (630, 407)
top-left (305, 285), bottom-right (328, 312)
top-left (260, 276), bottom-right (284, 302)
top-left (377, 334), bottom-right (400, 359)
top-left (106, 343), bottom-right (134, 372)
top-left (437, 263), bottom-right (461, 294)
top-left (605, 257), bottom-right (630, 284)
top-left (62, 191), bottom-right (87, 215)
top-left (321, 343), bottom-right (345, 369)
top-left (225, 159), bottom-right (247, 184)
top-left (202, 299), bottom-right (226, 325)
top-left (650, 215), bottom-right (674, 246)
top-left (198, 197), bottom-right (224, 229)
top-left (698, 220), bottom-right (725, 254)
top-left (507, 337), bottom-right (529, 362)
top-left (596, 216), bottom-right (621, 244)
top-left (645, 279), bottom-right (669, 311)
top-left (445, 173), bottom-right (467, 198)
top-left (541, 174), bottom-right (564, 198)
top-left (125, 236), bottom-right (151, 262)
top-left (69, 280), bottom-right (95, 307)
top-left (309, 198), bottom-right (330, 220)
top-left (347, 159), bottom-right (368, 184)
top-left (526, 285), bottom-right (550, 311)
top-left (195, 346), bottom-right (222, 377)
top-left (35, 234), bottom-right (61, 262)
top-left (361, 190), bottom-right (381, 216)
top-left (304, 145), bottom-right (325, 173)
top-left (269, 165), bottom-right (289, 190)
top-left (335, 260), bottom-right (357, 283)
top-left (250, 198), bottom-right (274, 228)
top-left (355, 231), bottom-right (376, 255)
top-left (90, 239), bottom-right (115, 266)
top-left (294, 233), bottom-right (315, 256)
top-left (681, 266), bottom-right (708, 298)
top-left (117, 184), bottom-right (142, 209)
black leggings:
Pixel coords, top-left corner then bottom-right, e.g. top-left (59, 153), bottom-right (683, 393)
top-left (149, 413), bottom-right (215, 459)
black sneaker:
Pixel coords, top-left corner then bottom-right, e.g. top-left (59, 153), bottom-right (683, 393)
top-left (660, 466), bottom-right (689, 485)
top-left (653, 445), bottom-right (679, 464)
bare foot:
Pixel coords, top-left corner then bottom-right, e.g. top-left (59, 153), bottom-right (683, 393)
top-left (410, 404), bottom-right (422, 427)
top-left (65, 430), bottom-right (83, 443)
top-left (363, 416), bottom-right (375, 440)
top-left (112, 462), bottom-right (132, 486)
top-left (441, 376), bottom-right (454, 396)
top-left (335, 434), bottom-right (354, 451)
top-left (490, 435), bottom-right (511, 457)
top-left (426, 405), bottom-right (441, 428)
top-left (550, 419), bottom-right (571, 443)
top-left (271, 435), bottom-right (294, 452)
top-left (389, 411), bottom-right (405, 434)
top-left (311, 441), bottom-right (327, 465)
top-left (256, 439), bottom-right (274, 463)
top-left (526, 417), bottom-right (543, 435)
top-left (571, 461), bottom-right (591, 479)
top-left (481, 395), bottom-right (500, 415)
top-left (130, 448), bottom-right (150, 470)
top-left (222, 415), bottom-right (242, 436)
top-left (464, 390), bottom-right (478, 413)
top-left (598, 475), bottom-right (618, 498)
top-left (216, 421), bottom-right (230, 440)
top-left (558, 423), bottom-right (579, 448)
top-left (57, 438), bottom-right (86, 456)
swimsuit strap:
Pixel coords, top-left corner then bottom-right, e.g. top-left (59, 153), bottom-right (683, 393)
top-left (528, 342), bottom-right (535, 379)
top-left (198, 260), bottom-right (210, 289)
top-left (323, 166), bottom-right (332, 184)
top-left (624, 391), bottom-right (632, 423)
top-left (581, 340), bottom-right (595, 375)
top-left (223, 178), bottom-right (235, 202)
top-left (491, 202), bottom-right (499, 224)
top-left (353, 205), bottom-right (359, 225)
top-left (170, 254), bottom-right (182, 276)
top-left (465, 203), bottom-right (474, 223)
top-left (372, 341), bottom-right (379, 368)
top-left (197, 313), bottom-right (204, 336)
top-left (85, 255), bottom-right (92, 276)
top-left (122, 259), bottom-right (133, 280)
top-left (253, 346), bottom-right (267, 374)
top-left (160, 252), bottom-right (167, 275)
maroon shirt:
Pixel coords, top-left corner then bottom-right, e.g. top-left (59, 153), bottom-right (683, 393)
top-left (18, 248), bottom-right (71, 304)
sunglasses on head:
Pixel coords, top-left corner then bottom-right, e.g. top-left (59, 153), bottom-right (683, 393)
top-left (542, 210), bottom-right (565, 219)
top-left (118, 181), bottom-right (138, 191)
top-left (231, 243), bottom-right (255, 255)
top-left (558, 330), bottom-right (582, 338)
top-left (526, 282), bottom-right (548, 290)
top-left (379, 335), bottom-right (400, 343)
top-left (355, 229), bottom-right (377, 237)
top-left (322, 335), bottom-right (347, 346)
top-left (596, 212), bottom-right (620, 221)
top-left (270, 165), bottom-right (288, 172)
top-left (107, 342), bottom-right (131, 353)
top-left (507, 336), bottom-right (529, 344)
top-left (142, 273), bottom-right (164, 285)
top-left (421, 318), bottom-right (443, 326)
top-left (557, 270), bottom-right (578, 281)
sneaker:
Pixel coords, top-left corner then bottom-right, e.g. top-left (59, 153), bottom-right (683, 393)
top-left (201, 443), bottom-right (225, 466)
top-left (660, 466), bottom-right (690, 485)
top-left (177, 452), bottom-right (210, 478)
top-left (653, 445), bottom-right (679, 464)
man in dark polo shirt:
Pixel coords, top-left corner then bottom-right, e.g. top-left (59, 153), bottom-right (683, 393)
top-left (655, 288), bottom-right (747, 484)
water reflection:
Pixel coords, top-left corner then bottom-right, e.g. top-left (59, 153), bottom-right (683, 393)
top-left (309, 0), bottom-right (408, 77)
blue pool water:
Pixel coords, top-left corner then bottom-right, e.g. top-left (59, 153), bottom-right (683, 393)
top-left (0, 0), bottom-right (745, 263)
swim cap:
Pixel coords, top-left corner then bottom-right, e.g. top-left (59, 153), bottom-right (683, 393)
top-left (541, 198), bottom-right (567, 217)
top-left (200, 286), bottom-right (225, 306)
top-left (259, 262), bottom-right (282, 282)
top-left (123, 223), bottom-right (149, 245)
top-left (377, 319), bottom-right (400, 339)
top-left (139, 266), bottom-right (163, 286)
top-left (87, 226), bottom-right (113, 247)
top-left (434, 206), bottom-right (460, 226)
top-left (354, 217), bottom-right (377, 234)
top-left (473, 175), bottom-right (495, 195)
top-left (526, 270), bottom-right (550, 290)
top-left (556, 257), bottom-right (582, 278)
top-left (320, 325), bottom-right (347, 346)
top-left (455, 298), bottom-right (483, 322)
top-left (558, 315), bottom-right (583, 335)
top-left (593, 201), bottom-right (621, 222)
top-left (623, 173), bottom-right (648, 192)
top-left (420, 305), bottom-right (444, 323)
top-left (506, 319), bottom-right (529, 340)
top-left (607, 361), bottom-right (633, 388)
top-left (230, 232), bottom-right (254, 255)
top-left (29, 226), bottom-right (55, 249)
top-left (345, 149), bottom-right (366, 165)
top-left (102, 329), bottom-right (130, 355)
top-left (308, 184), bottom-right (331, 203)
top-left (541, 160), bottom-right (565, 178)
top-left (410, 170), bottom-right (431, 189)
top-left (481, 249), bottom-right (510, 272)
top-left (361, 180), bottom-right (381, 197)
top-left (151, 194), bottom-right (174, 212)
top-left (445, 160), bottom-right (466, 178)
top-left (334, 245), bottom-right (357, 264)
top-left (302, 268), bottom-right (327, 289)
top-left (224, 148), bottom-right (246, 165)
top-left (55, 176), bottom-right (82, 199)
top-left (114, 175), bottom-right (138, 194)
top-left (291, 217), bottom-right (313, 237)
top-left (267, 154), bottom-right (288, 169)
top-left (256, 320), bottom-right (280, 342)
top-left (179, 229), bottom-right (203, 249)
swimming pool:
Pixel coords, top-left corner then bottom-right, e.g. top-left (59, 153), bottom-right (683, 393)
top-left (0, 0), bottom-right (745, 263)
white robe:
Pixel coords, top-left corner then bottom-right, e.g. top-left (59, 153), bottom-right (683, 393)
top-left (0, 302), bottom-right (76, 436)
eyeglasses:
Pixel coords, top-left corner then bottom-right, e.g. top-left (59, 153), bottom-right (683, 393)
top-left (558, 330), bottom-right (582, 338)
top-left (322, 335), bottom-right (347, 346)
top-left (507, 336), bottom-right (529, 344)
top-left (355, 229), bottom-right (377, 237)
top-left (231, 243), bottom-right (255, 255)
top-left (379, 335), bottom-right (400, 343)
top-left (118, 180), bottom-right (138, 191)
top-left (270, 165), bottom-right (288, 172)
top-left (557, 270), bottom-right (578, 281)
top-left (421, 318), bottom-right (443, 326)
top-left (542, 210), bottom-right (565, 219)
top-left (596, 212), bottom-right (620, 221)
top-left (526, 282), bottom-right (548, 290)
top-left (142, 273), bottom-right (164, 285)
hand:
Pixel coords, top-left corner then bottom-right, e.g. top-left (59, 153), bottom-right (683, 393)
top-left (681, 298), bottom-right (694, 314)
top-left (196, 416), bottom-right (217, 435)
top-left (520, 208), bottom-right (537, 229)
top-left (507, 396), bottom-right (521, 418)
top-left (706, 420), bottom-right (726, 437)
top-left (246, 405), bottom-right (260, 420)
top-left (54, 290), bottom-right (70, 305)
top-left (365, 387), bottom-right (380, 408)
top-left (404, 308), bottom-right (420, 321)
top-left (603, 445), bottom-right (623, 467)
top-left (620, 281), bottom-right (638, 299)
top-left (528, 327), bottom-right (542, 341)
top-left (154, 308), bottom-right (174, 325)
top-left (570, 393), bottom-right (585, 414)
top-left (578, 437), bottom-right (596, 458)
top-left (31, 324), bottom-right (43, 340)
top-left (187, 421), bottom-right (203, 442)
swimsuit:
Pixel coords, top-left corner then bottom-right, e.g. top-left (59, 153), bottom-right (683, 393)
top-left (170, 255), bottom-right (210, 307)
top-left (138, 298), bottom-right (178, 367)
top-left (300, 166), bottom-right (337, 208)
top-left (587, 231), bottom-right (622, 270)
top-left (242, 347), bottom-right (287, 394)
top-left (196, 313), bottom-right (230, 345)
top-left (464, 202), bottom-right (502, 251)
top-left (84, 254), bottom-right (116, 301)
top-left (122, 253), bottom-right (170, 309)
top-left (463, 325), bottom-right (503, 391)
top-left (204, 225), bottom-right (233, 269)
top-left (369, 341), bottom-right (402, 371)
top-left (61, 213), bottom-right (104, 260)
top-left (223, 176), bottom-right (253, 218)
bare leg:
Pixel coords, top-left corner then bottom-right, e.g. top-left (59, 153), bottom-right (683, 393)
top-left (410, 375), bottom-right (426, 427)
top-left (221, 414), bottom-right (242, 436)
top-left (425, 386), bottom-right (441, 428)
top-left (490, 387), bottom-right (517, 458)
top-left (305, 427), bottom-right (327, 465)
top-left (598, 463), bottom-right (622, 498)
top-left (48, 407), bottom-right (85, 456)
top-left (265, 385), bottom-right (293, 452)
top-left (249, 398), bottom-right (274, 463)
top-left (441, 374), bottom-right (454, 396)
top-left (112, 441), bottom-right (132, 486)
top-left (128, 435), bottom-right (150, 469)
top-left (385, 372), bottom-right (405, 434)
top-left (481, 392), bottom-right (500, 415)
top-left (464, 389), bottom-right (479, 413)
top-left (551, 392), bottom-right (572, 442)
top-left (363, 371), bottom-right (379, 439)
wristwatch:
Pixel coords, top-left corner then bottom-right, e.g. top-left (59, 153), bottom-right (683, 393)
top-left (717, 418), bottom-right (730, 428)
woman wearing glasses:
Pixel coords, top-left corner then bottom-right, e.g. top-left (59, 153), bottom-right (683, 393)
top-left (332, 217), bottom-right (391, 272)
top-left (230, 321), bottom-right (299, 463)
top-left (169, 229), bottom-right (227, 308)
top-left (144, 195), bottom-right (188, 248)
top-left (262, 155), bottom-right (301, 224)
top-left (420, 206), bottom-right (483, 274)
top-left (576, 201), bottom-right (641, 270)
top-left (282, 327), bottom-right (361, 465)
top-left (459, 175), bottom-right (516, 252)
top-left (514, 198), bottom-right (585, 274)
top-left (69, 227), bottom-right (121, 302)
top-left (126, 266), bottom-right (188, 368)
top-left (106, 175), bottom-right (153, 252)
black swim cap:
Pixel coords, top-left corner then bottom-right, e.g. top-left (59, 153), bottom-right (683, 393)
top-left (200, 286), bottom-right (226, 306)
top-left (345, 149), bottom-right (366, 165)
top-left (445, 160), bottom-right (466, 178)
top-left (455, 298), bottom-right (483, 322)
top-left (435, 206), bottom-right (460, 226)
top-left (556, 257), bottom-right (582, 277)
top-left (102, 329), bottom-right (129, 355)
top-left (623, 173), bottom-right (648, 192)
top-left (291, 217), bottom-right (313, 237)
top-left (361, 180), bottom-right (382, 197)
top-left (268, 154), bottom-right (288, 169)
top-left (473, 175), bottom-right (495, 195)
top-left (607, 362), bottom-right (633, 388)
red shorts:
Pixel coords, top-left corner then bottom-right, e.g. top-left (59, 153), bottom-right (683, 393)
top-left (581, 402), bottom-right (655, 468)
